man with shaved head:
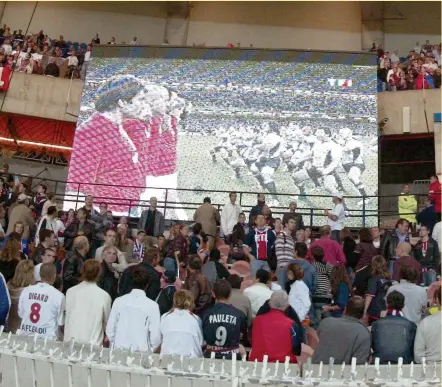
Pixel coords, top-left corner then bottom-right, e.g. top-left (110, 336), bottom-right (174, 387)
top-left (392, 242), bottom-right (422, 284)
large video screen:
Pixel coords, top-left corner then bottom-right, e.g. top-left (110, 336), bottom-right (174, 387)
top-left (66, 47), bottom-right (378, 227)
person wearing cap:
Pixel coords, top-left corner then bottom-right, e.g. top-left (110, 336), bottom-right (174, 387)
top-left (6, 194), bottom-right (35, 240)
top-left (325, 194), bottom-right (346, 242)
top-left (282, 201), bottom-right (304, 238)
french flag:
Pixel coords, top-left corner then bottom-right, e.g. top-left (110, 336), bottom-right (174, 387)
top-left (328, 78), bottom-right (352, 88)
top-left (0, 66), bottom-right (11, 92)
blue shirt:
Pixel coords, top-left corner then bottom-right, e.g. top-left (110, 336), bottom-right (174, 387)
top-left (290, 258), bottom-right (317, 296)
top-left (331, 282), bottom-right (350, 317)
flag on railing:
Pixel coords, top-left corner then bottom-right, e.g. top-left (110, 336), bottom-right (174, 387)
top-left (0, 66), bottom-right (11, 92)
top-left (327, 78), bottom-right (352, 88)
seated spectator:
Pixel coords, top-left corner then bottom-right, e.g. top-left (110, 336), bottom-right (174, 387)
top-left (64, 260), bottom-right (111, 346)
top-left (243, 268), bottom-right (273, 319)
top-left (324, 264), bottom-right (351, 318)
top-left (183, 255), bottom-right (212, 316)
top-left (160, 289), bottom-right (203, 358)
top-left (130, 230), bottom-right (146, 264)
top-left (414, 286), bottom-right (441, 363)
top-left (189, 222), bottom-right (207, 254)
top-left (0, 272), bottom-right (10, 328)
top-left (97, 246), bottom-right (120, 302)
top-left (18, 263), bottom-right (64, 339)
top-left (371, 291), bottom-right (416, 364)
top-left (7, 260), bottom-right (35, 333)
top-left (392, 242), bottom-right (422, 284)
top-left (287, 263), bottom-right (311, 323)
top-left (312, 296), bottom-right (371, 364)
top-left (201, 279), bottom-right (246, 359)
top-left (291, 242), bottom-right (317, 295)
top-left (108, 37), bottom-right (116, 45)
top-left (115, 224), bottom-right (134, 263)
top-left (0, 238), bottom-right (20, 282)
top-left (62, 236), bottom-right (90, 294)
top-left (106, 265), bottom-right (161, 352)
top-left (63, 208), bottom-right (94, 251)
top-left (95, 229), bottom-right (127, 273)
top-left (250, 291), bottom-right (303, 363)
top-left (34, 247), bottom-right (56, 282)
top-left (307, 226), bottom-right (346, 266)
top-left (156, 269), bottom-right (177, 315)
top-left (227, 274), bottom-right (252, 327)
top-left (413, 225), bottom-right (440, 286)
top-left (202, 248), bottom-right (230, 289)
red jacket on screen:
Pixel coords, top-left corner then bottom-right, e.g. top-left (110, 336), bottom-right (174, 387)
top-left (429, 181), bottom-right (441, 213)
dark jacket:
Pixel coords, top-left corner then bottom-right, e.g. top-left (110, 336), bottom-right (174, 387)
top-left (231, 222), bottom-right (248, 245)
top-left (343, 237), bottom-right (357, 269)
top-left (371, 314), bottom-right (417, 364)
top-left (90, 213), bottom-right (113, 241)
top-left (97, 262), bottom-right (119, 302)
top-left (416, 205), bottom-right (438, 233)
top-left (138, 208), bottom-right (164, 237)
top-left (167, 235), bottom-right (189, 264)
top-left (248, 202), bottom-right (264, 226)
top-left (0, 259), bottom-right (18, 283)
top-left (63, 220), bottom-right (94, 251)
top-left (44, 63), bottom-right (60, 77)
top-left (118, 262), bottom-right (161, 301)
top-left (31, 243), bottom-right (45, 265)
top-left (380, 230), bottom-right (410, 262)
top-left (182, 270), bottom-right (213, 316)
top-left (156, 284), bottom-right (176, 315)
top-left (413, 238), bottom-right (440, 270)
top-left (62, 250), bottom-right (85, 293)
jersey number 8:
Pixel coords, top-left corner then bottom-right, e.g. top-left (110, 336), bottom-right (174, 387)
top-left (30, 303), bottom-right (41, 324)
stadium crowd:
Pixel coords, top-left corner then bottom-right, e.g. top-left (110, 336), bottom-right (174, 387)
top-left (373, 42), bottom-right (442, 92)
top-left (0, 164), bottom-right (439, 365)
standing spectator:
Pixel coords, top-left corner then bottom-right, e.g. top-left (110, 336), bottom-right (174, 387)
top-left (307, 226), bottom-right (346, 266)
top-left (429, 175), bottom-right (441, 221)
top-left (243, 214), bottom-right (277, 277)
top-left (392, 242), bottom-right (422, 284)
top-left (193, 197), bottom-right (220, 250)
top-left (341, 227), bottom-right (357, 271)
top-left (248, 193), bottom-right (265, 226)
top-left (220, 192), bottom-right (242, 240)
top-left (91, 33), bottom-right (100, 44)
top-left (189, 223), bottom-right (208, 254)
top-left (310, 246), bottom-right (332, 329)
top-left (380, 218), bottom-right (410, 274)
top-left (201, 279), bottom-right (246, 359)
top-left (0, 238), bottom-right (20, 282)
top-left (167, 224), bottom-right (189, 266)
top-left (64, 260), bottom-right (111, 346)
top-left (116, 224), bottom-right (134, 262)
top-left (416, 199), bottom-right (438, 233)
top-left (106, 265), bottom-right (161, 351)
top-left (287, 263), bottom-right (311, 323)
top-left (6, 194), bottom-right (35, 240)
top-left (90, 202), bottom-right (113, 257)
top-left (63, 208), bottom-right (94, 251)
top-left (414, 286), bottom-right (441, 364)
top-left (312, 296), bottom-right (371, 364)
top-left (413, 225), bottom-right (440, 285)
top-left (32, 229), bottom-right (56, 265)
top-left (129, 37), bottom-right (138, 45)
top-left (304, 226), bottom-right (313, 246)
top-left (323, 264), bottom-right (351, 318)
top-left (398, 184), bottom-right (418, 225)
top-left (155, 270), bottom-right (177, 315)
top-left (363, 255), bottom-right (391, 325)
top-left (354, 228), bottom-right (378, 270)
top-left (433, 221), bottom-right (441, 252)
top-left (34, 247), bottom-right (56, 282)
top-left (282, 200), bottom-right (304, 237)
top-left (387, 266), bottom-right (427, 325)
top-left (275, 217), bottom-right (296, 289)
top-left (227, 274), bottom-right (252, 327)
top-left (371, 226), bottom-right (382, 252)
top-left (371, 291), bottom-right (416, 364)
top-left (41, 193), bottom-right (57, 217)
top-left (44, 56), bottom-right (60, 77)
top-left (325, 194), bottom-right (346, 242)
top-left (82, 195), bottom-right (98, 218)
top-left (243, 269), bottom-right (273, 320)
top-left (291, 242), bottom-right (317, 296)
top-left (183, 255), bottom-right (212, 316)
top-left (250, 291), bottom-right (303, 364)
top-left (32, 184), bottom-right (47, 218)
top-left (62, 236), bottom-right (89, 294)
top-left (6, 260), bottom-right (35, 333)
top-left (138, 197), bottom-right (165, 245)
top-left (34, 206), bottom-right (57, 245)
top-left (18, 263), bottom-right (64, 339)
top-left (160, 290), bottom-right (203, 358)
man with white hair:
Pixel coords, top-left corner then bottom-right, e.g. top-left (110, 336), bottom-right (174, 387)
top-left (249, 291), bottom-right (303, 363)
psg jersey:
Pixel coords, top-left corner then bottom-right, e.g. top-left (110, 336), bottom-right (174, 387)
top-left (201, 303), bottom-right (246, 359)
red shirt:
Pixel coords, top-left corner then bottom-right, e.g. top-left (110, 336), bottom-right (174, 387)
top-left (307, 237), bottom-right (346, 266)
top-left (255, 230), bottom-right (269, 260)
top-left (429, 181), bottom-right (441, 213)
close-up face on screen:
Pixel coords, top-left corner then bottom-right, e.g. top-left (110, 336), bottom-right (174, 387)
top-left (65, 47), bottom-right (378, 227)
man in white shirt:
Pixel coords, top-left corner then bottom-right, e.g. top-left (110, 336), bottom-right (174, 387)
top-left (95, 229), bottom-right (127, 272)
top-left (2, 39), bottom-right (12, 55)
top-left (64, 260), bottom-right (111, 346)
top-left (243, 269), bottom-right (273, 319)
top-left (432, 221), bottom-right (441, 252)
top-left (19, 263), bottom-right (65, 339)
top-left (325, 194), bottom-right (346, 242)
top-left (106, 265), bottom-right (161, 352)
top-left (220, 191), bottom-right (242, 240)
top-left (34, 247), bottom-right (57, 282)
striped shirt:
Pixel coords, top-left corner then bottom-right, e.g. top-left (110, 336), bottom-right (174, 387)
top-left (313, 262), bottom-right (332, 298)
top-left (275, 231), bottom-right (295, 268)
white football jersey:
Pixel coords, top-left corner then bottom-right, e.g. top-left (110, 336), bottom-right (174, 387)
top-left (18, 282), bottom-right (65, 339)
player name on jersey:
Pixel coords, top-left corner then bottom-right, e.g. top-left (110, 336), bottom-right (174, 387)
top-left (208, 313), bottom-right (237, 325)
top-left (28, 292), bottom-right (49, 302)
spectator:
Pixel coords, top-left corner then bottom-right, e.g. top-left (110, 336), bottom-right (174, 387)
top-left (416, 199), bottom-right (438, 233)
top-left (32, 229), bottom-right (56, 265)
top-left (108, 37), bottom-right (116, 45)
top-left (41, 192), bottom-right (57, 217)
top-left (413, 225), bottom-right (440, 285)
top-left (227, 274), bottom-right (252, 327)
top-left (18, 263), bottom-right (64, 339)
top-left (131, 230), bottom-right (146, 263)
top-left (295, 229), bottom-right (305, 244)
top-left (2, 39), bottom-right (12, 55)
top-left (307, 225), bottom-right (346, 266)
top-left (341, 227), bottom-right (357, 270)
top-left (414, 286), bottom-right (441, 363)
top-left (427, 263), bottom-right (441, 301)
top-left (243, 269), bottom-right (273, 319)
top-left (287, 263), bottom-right (311, 323)
top-left (261, 205), bottom-right (274, 229)
top-left (189, 222), bottom-right (208, 254)
top-left (91, 33), bottom-right (100, 44)
top-left (0, 272), bottom-right (10, 328)
top-left (97, 246), bottom-right (120, 302)
top-left (201, 279), bottom-right (246, 359)
top-left (371, 291), bottom-right (417, 364)
top-left (167, 224), bottom-right (189, 266)
top-left (65, 50), bottom-right (79, 78)
top-left (304, 226), bottom-right (313, 246)
top-left (0, 238), bottom-right (20, 282)
top-left (387, 265), bottom-right (427, 325)
top-left (160, 289), bottom-right (203, 358)
top-left (429, 175), bottom-right (441, 222)
top-left (243, 214), bottom-right (277, 277)
top-left (312, 296), bottom-right (371, 364)
top-left (354, 227), bottom-right (378, 270)
top-left (106, 265), bottom-right (161, 351)
top-left (325, 194), bottom-right (346, 241)
top-left (64, 259), bottom-right (111, 346)
top-left (392, 242), bottom-right (422, 284)
top-left (202, 248), bottom-right (230, 289)
top-left (275, 216), bottom-right (296, 289)
top-left (220, 191), bottom-right (242, 240)
top-left (193, 197), bottom-right (220, 250)
top-left (310, 246), bottom-right (332, 329)
top-left (90, 202), bottom-right (113, 256)
top-left (32, 184), bottom-right (47, 218)
top-left (250, 291), bottom-right (303, 363)
top-left (248, 193), bottom-right (265, 226)
top-left (34, 247), bottom-right (56, 282)
top-left (183, 255), bottom-right (212, 316)
top-left (363, 255), bottom-right (391, 325)
top-left (63, 208), bottom-right (94, 251)
top-left (115, 224), bottom-right (134, 262)
top-left (398, 184), bottom-right (418, 225)
top-left (82, 195), bottom-right (98, 218)
top-left (129, 37), bottom-right (138, 45)
top-left (34, 206), bottom-right (57, 245)
top-left (323, 264), bottom-right (351, 318)
top-left (380, 218), bottom-right (410, 274)
top-left (62, 236), bottom-right (90, 293)
top-left (282, 200), bottom-right (304, 237)
top-left (156, 269), bottom-right (177, 315)
top-left (6, 260), bottom-right (35, 333)
top-left (95, 229), bottom-right (127, 272)
top-left (138, 197), bottom-right (165, 244)
top-left (231, 212), bottom-right (249, 245)
top-left (6, 194), bottom-right (35, 240)
top-left (291, 242), bottom-right (317, 296)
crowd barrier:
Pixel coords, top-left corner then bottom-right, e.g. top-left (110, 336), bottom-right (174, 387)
top-left (0, 332), bottom-right (439, 387)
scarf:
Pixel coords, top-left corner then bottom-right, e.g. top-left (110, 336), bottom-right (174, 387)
top-left (386, 309), bottom-right (404, 317)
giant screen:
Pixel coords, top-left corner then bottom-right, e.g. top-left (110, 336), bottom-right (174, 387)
top-left (66, 46), bottom-right (378, 226)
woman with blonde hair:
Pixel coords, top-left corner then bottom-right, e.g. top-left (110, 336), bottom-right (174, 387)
top-left (7, 260), bottom-right (35, 333)
top-left (160, 289), bottom-right (203, 358)
top-left (0, 238), bottom-right (21, 282)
